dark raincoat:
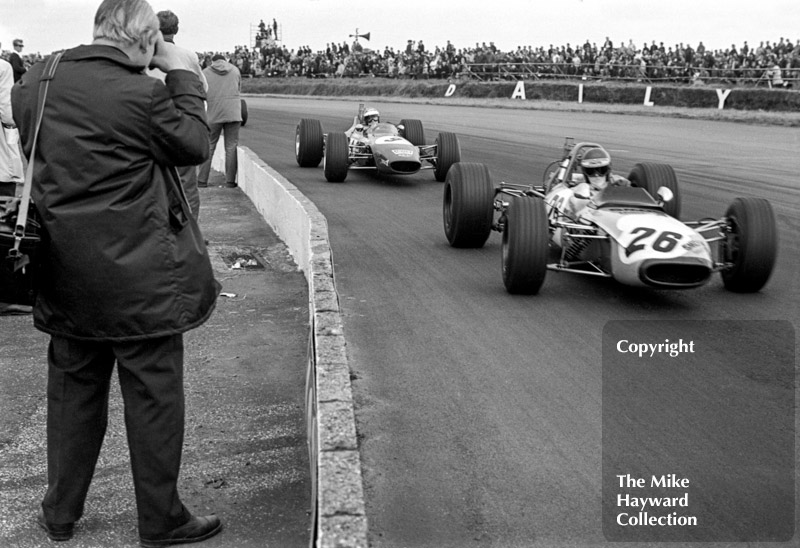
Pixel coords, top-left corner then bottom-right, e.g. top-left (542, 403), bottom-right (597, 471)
top-left (12, 44), bottom-right (220, 341)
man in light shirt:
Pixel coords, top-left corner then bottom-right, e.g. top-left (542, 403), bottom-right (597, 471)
top-left (147, 10), bottom-right (207, 219)
top-left (0, 42), bottom-right (24, 197)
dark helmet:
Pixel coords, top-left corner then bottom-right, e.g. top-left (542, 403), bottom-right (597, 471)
top-left (580, 147), bottom-right (612, 190)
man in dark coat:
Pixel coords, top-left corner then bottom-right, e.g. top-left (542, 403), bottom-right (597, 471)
top-left (11, 0), bottom-right (222, 545)
top-left (9, 39), bottom-right (27, 83)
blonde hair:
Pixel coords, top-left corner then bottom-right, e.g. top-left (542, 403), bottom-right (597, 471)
top-left (93, 0), bottom-right (159, 49)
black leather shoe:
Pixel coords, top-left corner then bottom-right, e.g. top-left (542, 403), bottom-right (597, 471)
top-left (139, 515), bottom-right (222, 547)
top-left (37, 510), bottom-right (74, 541)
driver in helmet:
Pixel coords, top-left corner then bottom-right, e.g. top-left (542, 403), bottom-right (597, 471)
top-left (362, 107), bottom-right (380, 126)
top-left (345, 107), bottom-right (380, 138)
top-left (579, 147), bottom-right (611, 191)
top-left (566, 147), bottom-right (616, 217)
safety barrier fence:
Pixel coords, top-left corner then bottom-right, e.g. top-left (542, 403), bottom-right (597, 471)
top-left (262, 61), bottom-right (798, 88)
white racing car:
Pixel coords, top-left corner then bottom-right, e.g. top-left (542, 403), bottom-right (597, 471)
top-left (442, 139), bottom-right (778, 295)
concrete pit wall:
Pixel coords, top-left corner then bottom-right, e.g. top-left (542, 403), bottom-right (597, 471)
top-left (212, 141), bottom-right (368, 548)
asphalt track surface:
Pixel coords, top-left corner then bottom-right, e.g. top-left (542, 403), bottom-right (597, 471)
top-left (240, 97), bottom-right (799, 548)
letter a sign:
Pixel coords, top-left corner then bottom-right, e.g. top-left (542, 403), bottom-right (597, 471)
top-left (511, 81), bottom-right (526, 100)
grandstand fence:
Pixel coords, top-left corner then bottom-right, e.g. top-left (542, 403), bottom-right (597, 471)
top-left (460, 62), bottom-right (798, 87)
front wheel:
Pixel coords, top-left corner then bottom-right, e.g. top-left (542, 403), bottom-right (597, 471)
top-left (399, 119), bottom-right (425, 146)
top-left (628, 162), bottom-right (681, 219)
top-left (324, 132), bottom-right (349, 182)
top-left (720, 197), bottom-right (777, 292)
top-left (443, 163), bottom-right (494, 248)
top-left (296, 118), bottom-right (324, 167)
top-left (502, 196), bottom-right (549, 295)
top-left (434, 132), bottom-right (461, 182)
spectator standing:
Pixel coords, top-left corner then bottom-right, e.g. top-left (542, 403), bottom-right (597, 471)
top-left (198, 54), bottom-right (241, 188)
top-left (148, 11), bottom-right (207, 89)
top-left (11, 0), bottom-right (222, 545)
top-left (9, 39), bottom-right (27, 83)
top-left (1, 42), bottom-right (23, 196)
top-left (147, 9), bottom-right (207, 219)
top-left (768, 58), bottom-right (786, 87)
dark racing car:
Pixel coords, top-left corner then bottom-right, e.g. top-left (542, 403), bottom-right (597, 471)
top-left (295, 104), bottom-right (461, 183)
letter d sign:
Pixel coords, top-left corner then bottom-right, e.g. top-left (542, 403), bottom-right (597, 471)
top-left (445, 84), bottom-right (456, 97)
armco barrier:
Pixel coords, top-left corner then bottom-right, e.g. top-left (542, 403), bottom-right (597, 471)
top-left (212, 142), bottom-right (368, 548)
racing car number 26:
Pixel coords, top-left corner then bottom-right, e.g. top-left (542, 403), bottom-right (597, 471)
top-left (616, 214), bottom-right (701, 263)
top-left (625, 227), bottom-right (683, 257)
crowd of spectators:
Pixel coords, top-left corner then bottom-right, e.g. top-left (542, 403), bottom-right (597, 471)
top-left (216, 34), bottom-right (799, 87)
top-left (3, 33), bottom-right (798, 87)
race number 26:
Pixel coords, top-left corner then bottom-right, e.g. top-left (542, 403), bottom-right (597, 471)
top-left (625, 227), bottom-right (682, 257)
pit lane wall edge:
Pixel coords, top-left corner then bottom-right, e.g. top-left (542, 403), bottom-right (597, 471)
top-left (212, 142), bottom-right (369, 548)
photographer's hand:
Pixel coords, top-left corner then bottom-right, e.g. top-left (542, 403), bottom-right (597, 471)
top-left (149, 34), bottom-right (193, 73)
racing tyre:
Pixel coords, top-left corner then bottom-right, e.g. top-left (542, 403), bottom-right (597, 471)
top-left (240, 99), bottom-right (248, 127)
top-left (502, 196), bottom-right (548, 295)
top-left (296, 118), bottom-right (324, 167)
top-left (720, 197), bottom-right (777, 293)
top-left (628, 162), bottom-right (681, 219)
top-left (324, 132), bottom-right (349, 183)
top-left (443, 162), bottom-right (494, 248)
top-left (434, 132), bottom-right (461, 182)
top-left (399, 119), bottom-right (425, 146)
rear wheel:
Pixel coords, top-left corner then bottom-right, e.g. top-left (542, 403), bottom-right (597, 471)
top-left (324, 132), bottom-right (349, 182)
top-left (434, 132), bottom-right (461, 182)
top-left (296, 118), bottom-right (324, 167)
top-left (443, 163), bottom-right (494, 248)
top-left (240, 99), bottom-right (248, 127)
top-left (502, 197), bottom-right (549, 295)
top-left (399, 119), bottom-right (425, 146)
top-left (720, 197), bottom-right (777, 292)
top-left (628, 162), bottom-right (681, 219)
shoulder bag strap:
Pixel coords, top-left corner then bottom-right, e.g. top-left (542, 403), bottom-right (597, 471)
top-left (10, 51), bottom-right (63, 270)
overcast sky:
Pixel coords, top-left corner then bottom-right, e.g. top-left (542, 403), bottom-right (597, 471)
top-left (3, 0), bottom-right (799, 56)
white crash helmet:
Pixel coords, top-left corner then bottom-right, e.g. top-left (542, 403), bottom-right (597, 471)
top-left (363, 108), bottom-right (380, 124)
top-left (580, 147), bottom-right (612, 190)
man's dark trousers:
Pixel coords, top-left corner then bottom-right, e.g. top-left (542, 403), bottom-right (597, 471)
top-left (42, 334), bottom-right (191, 535)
